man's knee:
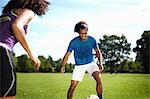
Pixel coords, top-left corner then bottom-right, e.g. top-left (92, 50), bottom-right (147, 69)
top-left (92, 71), bottom-right (100, 79)
top-left (70, 80), bottom-right (78, 90)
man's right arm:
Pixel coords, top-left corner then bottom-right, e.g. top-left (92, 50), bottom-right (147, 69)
top-left (60, 52), bottom-right (71, 73)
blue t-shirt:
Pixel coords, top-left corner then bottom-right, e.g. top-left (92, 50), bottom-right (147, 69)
top-left (67, 36), bottom-right (98, 65)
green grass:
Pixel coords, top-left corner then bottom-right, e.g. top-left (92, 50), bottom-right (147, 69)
top-left (16, 73), bottom-right (150, 99)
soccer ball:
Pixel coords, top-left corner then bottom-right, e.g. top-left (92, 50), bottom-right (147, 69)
top-left (87, 94), bottom-right (99, 99)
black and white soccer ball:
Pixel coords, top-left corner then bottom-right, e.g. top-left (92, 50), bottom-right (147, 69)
top-left (87, 94), bottom-right (99, 99)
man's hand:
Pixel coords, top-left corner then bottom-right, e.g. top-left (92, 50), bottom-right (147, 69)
top-left (98, 64), bottom-right (104, 73)
top-left (60, 66), bottom-right (65, 74)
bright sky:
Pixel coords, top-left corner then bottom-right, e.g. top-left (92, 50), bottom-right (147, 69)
top-left (0, 0), bottom-right (150, 63)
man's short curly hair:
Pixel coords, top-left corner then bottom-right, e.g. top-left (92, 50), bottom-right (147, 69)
top-left (74, 21), bottom-right (88, 33)
top-left (2, 0), bottom-right (50, 16)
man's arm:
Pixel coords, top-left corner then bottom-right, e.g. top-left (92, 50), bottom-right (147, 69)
top-left (95, 48), bottom-right (104, 72)
top-left (60, 52), bottom-right (71, 73)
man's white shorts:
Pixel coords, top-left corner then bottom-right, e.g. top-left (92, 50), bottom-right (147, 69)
top-left (72, 62), bottom-right (100, 81)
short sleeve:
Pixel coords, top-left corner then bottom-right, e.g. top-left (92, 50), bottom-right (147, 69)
top-left (67, 40), bottom-right (74, 52)
top-left (92, 38), bottom-right (98, 49)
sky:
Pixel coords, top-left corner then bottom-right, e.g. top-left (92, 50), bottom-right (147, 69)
top-left (0, 0), bottom-right (150, 63)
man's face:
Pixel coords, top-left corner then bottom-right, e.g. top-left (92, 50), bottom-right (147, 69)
top-left (79, 28), bottom-right (88, 40)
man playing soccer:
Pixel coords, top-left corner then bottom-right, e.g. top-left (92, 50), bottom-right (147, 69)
top-left (0, 0), bottom-right (50, 98)
top-left (61, 21), bottom-right (104, 99)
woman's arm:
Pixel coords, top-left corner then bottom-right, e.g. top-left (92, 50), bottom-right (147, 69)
top-left (12, 9), bottom-right (41, 69)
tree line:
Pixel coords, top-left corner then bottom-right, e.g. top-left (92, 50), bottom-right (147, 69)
top-left (13, 30), bottom-right (150, 73)
top-left (13, 55), bottom-right (74, 73)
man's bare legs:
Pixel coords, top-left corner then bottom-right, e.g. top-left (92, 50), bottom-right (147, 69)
top-left (67, 80), bottom-right (79, 99)
top-left (92, 71), bottom-right (103, 99)
top-left (0, 96), bottom-right (15, 99)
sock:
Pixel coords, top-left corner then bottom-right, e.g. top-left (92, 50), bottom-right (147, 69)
top-left (98, 94), bottom-right (102, 99)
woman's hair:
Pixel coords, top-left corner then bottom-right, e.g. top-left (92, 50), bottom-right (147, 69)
top-left (2, 0), bottom-right (50, 16)
top-left (74, 21), bottom-right (88, 33)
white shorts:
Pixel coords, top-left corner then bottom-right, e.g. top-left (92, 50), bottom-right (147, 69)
top-left (72, 62), bottom-right (100, 81)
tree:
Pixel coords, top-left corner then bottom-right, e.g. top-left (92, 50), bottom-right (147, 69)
top-left (55, 58), bottom-right (62, 72)
top-left (17, 54), bottom-right (35, 72)
top-left (12, 53), bottom-right (75, 73)
top-left (38, 55), bottom-right (52, 72)
top-left (12, 53), bottom-right (17, 67)
top-left (133, 30), bottom-right (150, 73)
top-left (119, 59), bottom-right (129, 73)
top-left (65, 63), bottom-right (74, 73)
top-left (47, 55), bottom-right (54, 72)
top-left (98, 34), bottom-right (131, 73)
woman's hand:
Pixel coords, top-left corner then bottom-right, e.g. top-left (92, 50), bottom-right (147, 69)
top-left (30, 56), bottom-right (41, 70)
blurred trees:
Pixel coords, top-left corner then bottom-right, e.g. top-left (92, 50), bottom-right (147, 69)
top-left (133, 30), bottom-right (150, 73)
top-left (12, 32), bottom-right (149, 73)
top-left (16, 54), bottom-right (35, 72)
top-left (98, 34), bottom-right (131, 73)
top-left (14, 54), bottom-right (74, 73)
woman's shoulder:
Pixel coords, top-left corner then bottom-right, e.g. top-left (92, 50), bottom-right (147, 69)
top-left (15, 8), bottom-right (34, 16)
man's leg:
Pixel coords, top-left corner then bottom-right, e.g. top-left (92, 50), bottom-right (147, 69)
top-left (92, 71), bottom-right (103, 99)
top-left (67, 80), bottom-right (79, 99)
top-left (1, 96), bottom-right (15, 99)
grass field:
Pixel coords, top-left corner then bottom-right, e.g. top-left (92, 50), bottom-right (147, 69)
top-left (16, 73), bottom-right (150, 99)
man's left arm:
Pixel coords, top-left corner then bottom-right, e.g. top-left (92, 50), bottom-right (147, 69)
top-left (95, 48), bottom-right (104, 72)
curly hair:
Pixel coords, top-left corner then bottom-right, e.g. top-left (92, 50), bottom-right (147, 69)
top-left (74, 21), bottom-right (88, 33)
top-left (2, 0), bottom-right (50, 16)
